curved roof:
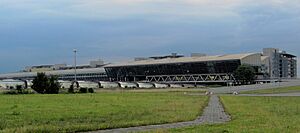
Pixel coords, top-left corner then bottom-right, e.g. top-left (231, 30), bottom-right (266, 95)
top-left (261, 56), bottom-right (269, 61)
top-left (106, 53), bottom-right (259, 67)
top-left (0, 67), bottom-right (106, 79)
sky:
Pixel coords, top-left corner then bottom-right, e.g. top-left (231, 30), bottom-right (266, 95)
top-left (0, 0), bottom-right (299, 75)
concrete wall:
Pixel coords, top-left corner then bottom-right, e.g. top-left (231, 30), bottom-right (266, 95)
top-left (241, 53), bottom-right (262, 66)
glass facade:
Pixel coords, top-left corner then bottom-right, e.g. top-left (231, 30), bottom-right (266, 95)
top-left (105, 60), bottom-right (241, 81)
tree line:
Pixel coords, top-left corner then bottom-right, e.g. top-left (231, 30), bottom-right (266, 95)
top-left (31, 73), bottom-right (94, 94)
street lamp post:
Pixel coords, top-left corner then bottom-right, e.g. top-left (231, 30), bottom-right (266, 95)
top-left (73, 49), bottom-right (77, 81)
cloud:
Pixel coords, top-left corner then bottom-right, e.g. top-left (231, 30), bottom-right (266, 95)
top-left (0, 0), bottom-right (300, 73)
top-left (0, 0), bottom-right (250, 20)
top-left (1, 0), bottom-right (300, 23)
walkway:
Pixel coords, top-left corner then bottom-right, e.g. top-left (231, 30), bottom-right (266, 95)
top-left (88, 95), bottom-right (230, 133)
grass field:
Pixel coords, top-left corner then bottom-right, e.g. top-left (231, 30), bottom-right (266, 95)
top-left (0, 92), bottom-right (208, 133)
top-left (168, 96), bottom-right (300, 133)
top-left (242, 86), bottom-right (300, 94)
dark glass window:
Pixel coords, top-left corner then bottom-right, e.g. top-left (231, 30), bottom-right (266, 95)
top-left (105, 60), bottom-right (241, 81)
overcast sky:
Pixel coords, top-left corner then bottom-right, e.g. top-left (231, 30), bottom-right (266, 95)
top-left (0, 0), bottom-right (299, 75)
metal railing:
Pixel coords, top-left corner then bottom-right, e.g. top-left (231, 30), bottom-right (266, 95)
top-left (146, 73), bottom-right (235, 83)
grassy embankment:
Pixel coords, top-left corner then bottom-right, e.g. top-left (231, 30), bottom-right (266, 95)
top-left (0, 91), bottom-right (208, 133)
top-left (167, 96), bottom-right (300, 133)
top-left (242, 86), bottom-right (300, 94)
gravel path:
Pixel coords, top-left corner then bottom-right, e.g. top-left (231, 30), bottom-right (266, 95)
top-left (87, 95), bottom-right (230, 133)
top-left (197, 95), bottom-right (230, 123)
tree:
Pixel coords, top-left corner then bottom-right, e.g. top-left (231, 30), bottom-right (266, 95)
top-left (88, 88), bottom-right (94, 93)
top-left (16, 85), bottom-right (23, 93)
top-left (32, 73), bottom-right (49, 94)
top-left (68, 84), bottom-right (75, 93)
top-left (32, 73), bottom-right (61, 94)
top-left (234, 64), bottom-right (256, 85)
top-left (47, 76), bottom-right (60, 94)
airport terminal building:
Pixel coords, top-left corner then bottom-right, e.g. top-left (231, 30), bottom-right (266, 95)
top-left (0, 60), bottom-right (108, 81)
top-left (105, 48), bottom-right (297, 83)
top-left (105, 53), bottom-right (262, 83)
top-left (0, 48), bottom-right (297, 85)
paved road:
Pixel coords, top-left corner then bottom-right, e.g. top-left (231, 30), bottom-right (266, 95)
top-left (239, 92), bottom-right (300, 97)
top-left (210, 80), bottom-right (300, 94)
top-left (87, 95), bottom-right (230, 133)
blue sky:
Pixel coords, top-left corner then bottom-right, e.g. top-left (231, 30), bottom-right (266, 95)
top-left (0, 0), bottom-right (299, 75)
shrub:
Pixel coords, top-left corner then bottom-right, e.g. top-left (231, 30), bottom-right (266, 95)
top-left (68, 85), bottom-right (74, 93)
top-left (47, 76), bottom-right (60, 94)
top-left (79, 88), bottom-right (87, 93)
top-left (3, 90), bottom-right (18, 95)
top-left (3, 89), bottom-right (34, 95)
top-left (32, 73), bottom-right (49, 94)
top-left (16, 85), bottom-right (23, 93)
top-left (22, 89), bottom-right (34, 94)
top-left (88, 88), bottom-right (94, 93)
top-left (32, 73), bottom-right (61, 94)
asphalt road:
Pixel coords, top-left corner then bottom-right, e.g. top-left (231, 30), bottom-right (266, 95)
top-left (209, 79), bottom-right (300, 94)
top-left (238, 92), bottom-right (300, 97)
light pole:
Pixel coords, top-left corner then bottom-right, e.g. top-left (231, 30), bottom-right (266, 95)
top-left (73, 49), bottom-right (77, 81)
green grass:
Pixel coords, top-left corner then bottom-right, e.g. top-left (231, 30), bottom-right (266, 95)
top-left (0, 92), bottom-right (208, 133)
top-left (167, 96), bottom-right (300, 133)
top-left (242, 86), bottom-right (300, 94)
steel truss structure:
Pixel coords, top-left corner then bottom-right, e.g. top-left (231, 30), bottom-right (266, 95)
top-left (146, 73), bottom-right (235, 83)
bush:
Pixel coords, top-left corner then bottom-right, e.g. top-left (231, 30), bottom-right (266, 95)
top-left (32, 73), bottom-right (49, 94)
top-left (32, 73), bottom-right (61, 94)
top-left (88, 88), bottom-right (94, 93)
top-left (68, 85), bottom-right (74, 93)
top-left (21, 89), bottom-right (34, 94)
top-left (79, 88), bottom-right (87, 93)
top-left (3, 89), bottom-right (34, 95)
top-left (3, 90), bottom-right (18, 95)
top-left (47, 76), bottom-right (60, 94)
top-left (16, 85), bottom-right (23, 93)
